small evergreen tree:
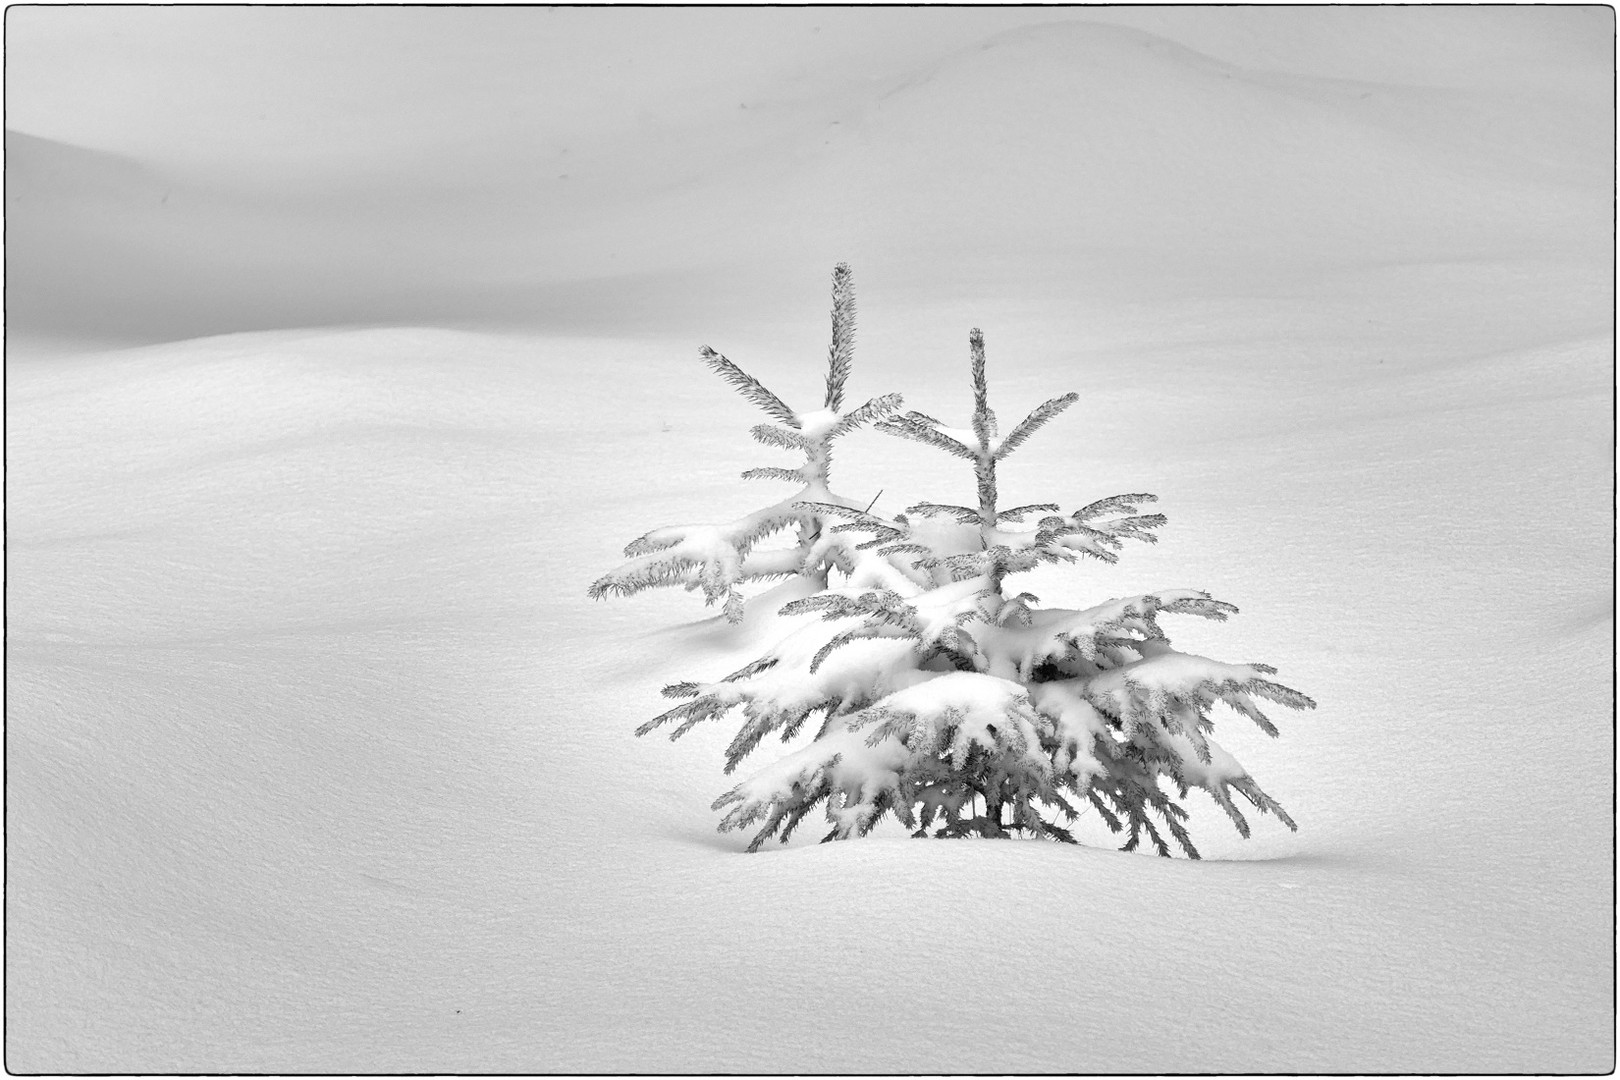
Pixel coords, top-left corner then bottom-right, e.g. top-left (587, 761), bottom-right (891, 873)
top-left (637, 326), bottom-right (1315, 857)
top-left (589, 264), bottom-right (904, 622)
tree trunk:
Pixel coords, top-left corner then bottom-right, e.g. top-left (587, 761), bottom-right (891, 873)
top-left (983, 793), bottom-right (1004, 837)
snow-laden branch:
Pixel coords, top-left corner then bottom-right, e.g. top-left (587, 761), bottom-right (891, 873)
top-left (590, 266), bottom-right (903, 621)
top-left (605, 266), bottom-right (1315, 856)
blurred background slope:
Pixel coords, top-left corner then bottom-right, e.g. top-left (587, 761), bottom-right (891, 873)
top-left (6, 5), bottom-right (1610, 346)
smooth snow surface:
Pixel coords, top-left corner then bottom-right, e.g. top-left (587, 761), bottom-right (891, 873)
top-left (6, 8), bottom-right (1614, 1074)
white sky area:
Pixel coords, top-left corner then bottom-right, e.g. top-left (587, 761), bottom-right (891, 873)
top-left (9, 7), bottom-right (1065, 183)
top-left (6, 6), bottom-right (1611, 342)
top-left (9, 5), bottom-right (1605, 178)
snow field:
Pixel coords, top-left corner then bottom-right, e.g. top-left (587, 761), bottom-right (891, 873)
top-left (8, 265), bottom-right (1611, 1070)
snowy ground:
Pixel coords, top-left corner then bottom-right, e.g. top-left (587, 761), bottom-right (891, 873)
top-left (6, 8), bottom-right (1614, 1074)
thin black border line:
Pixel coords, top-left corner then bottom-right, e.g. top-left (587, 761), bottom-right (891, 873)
top-left (1, 2), bottom-right (1614, 1077)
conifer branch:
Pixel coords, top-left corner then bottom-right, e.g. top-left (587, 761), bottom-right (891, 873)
top-left (750, 423), bottom-right (812, 452)
top-left (994, 393), bottom-right (1079, 460)
top-left (1226, 694), bottom-right (1281, 737)
top-left (636, 695), bottom-right (733, 739)
top-left (588, 505), bottom-right (808, 615)
top-left (620, 530), bottom-right (682, 558)
top-left (1156, 594), bottom-right (1239, 621)
top-left (998, 503), bottom-right (1061, 523)
top-left (700, 346), bottom-right (799, 428)
top-left (810, 628), bottom-right (877, 673)
top-left (793, 501), bottom-right (906, 547)
top-left (828, 393), bottom-right (905, 438)
top-left (1088, 790), bottom-right (1123, 832)
top-left (725, 716), bottom-right (780, 775)
top-left (905, 502), bottom-right (982, 525)
top-left (587, 558), bottom-right (700, 599)
top-left (1232, 778), bottom-right (1297, 831)
top-left (722, 655), bottom-right (780, 683)
top-left (876, 413), bottom-right (977, 460)
top-left (777, 787), bottom-right (832, 844)
top-left (741, 466), bottom-right (806, 485)
top-left (1073, 493), bottom-right (1158, 522)
top-left (777, 593), bottom-right (867, 620)
top-left (968, 328), bottom-right (996, 450)
top-left (793, 500), bottom-right (882, 523)
top-left (1111, 514), bottom-right (1169, 539)
top-left (1040, 820), bottom-right (1080, 844)
top-left (824, 263), bottom-right (856, 412)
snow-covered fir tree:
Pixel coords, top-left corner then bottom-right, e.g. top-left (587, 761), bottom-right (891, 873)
top-left (589, 265), bottom-right (903, 622)
top-left (639, 327), bottom-right (1315, 857)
